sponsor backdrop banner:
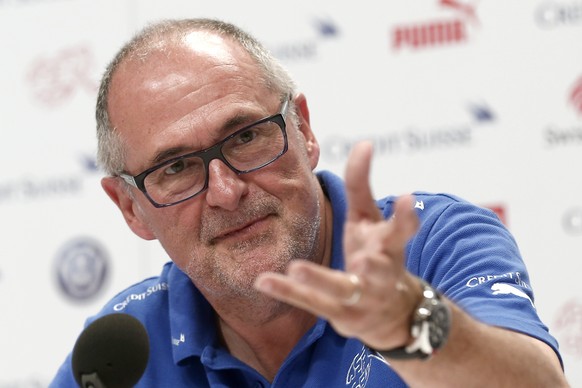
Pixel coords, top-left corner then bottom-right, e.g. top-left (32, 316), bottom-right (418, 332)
top-left (0, 0), bottom-right (580, 386)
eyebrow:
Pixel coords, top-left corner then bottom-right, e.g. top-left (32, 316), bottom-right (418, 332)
top-left (147, 112), bottom-right (262, 168)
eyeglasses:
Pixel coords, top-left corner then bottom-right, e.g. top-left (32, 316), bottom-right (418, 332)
top-left (119, 97), bottom-right (291, 208)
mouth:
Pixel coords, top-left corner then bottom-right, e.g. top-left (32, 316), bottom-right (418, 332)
top-left (210, 214), bottom-right (273, 244)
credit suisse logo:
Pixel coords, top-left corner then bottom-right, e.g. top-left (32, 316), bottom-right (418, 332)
top-left (391, 0), bottom-right (480, 51)
top-left (268, 17), bottom-right (340, 62)
top-left (321, 101), bottom-right (494, 162)
top-left (0, 154), bottom-right (98, 205)
top-left (26, 44), bottom-right (98, 107)
top-left (543, 74), bottom-right (582, 147)
top-left (535, 1), bottom-right (582, 28)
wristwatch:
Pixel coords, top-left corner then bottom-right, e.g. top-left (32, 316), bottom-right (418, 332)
top-left (376, 279), bottom-right (451, 360)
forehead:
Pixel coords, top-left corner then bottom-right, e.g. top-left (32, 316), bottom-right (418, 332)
top-left (109, 30), bottom-right (264, 114)
top-left (182, 31), bottom-right (238, 63)
top-left (107, 31), bottom-right (277, 172)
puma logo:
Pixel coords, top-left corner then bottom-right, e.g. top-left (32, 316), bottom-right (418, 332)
top-left (491, 283), bottom-right (535, 308)
top-left (172, 333), bottom-right (185, 346)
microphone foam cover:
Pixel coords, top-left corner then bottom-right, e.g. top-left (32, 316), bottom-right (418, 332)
top-left (72, 313), bottom-right (149, 388)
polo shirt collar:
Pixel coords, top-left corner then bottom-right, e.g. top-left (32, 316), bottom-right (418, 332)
top-left (167, 264), bottom-right (218, 364)
top-left (316, 170), bottom-right (348, 272)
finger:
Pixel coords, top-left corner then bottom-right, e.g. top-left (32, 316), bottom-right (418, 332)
top-left (345, 141), bottom-right (382, 222)
top-left (254, 271), bottom-right (348, 319)
top-left (286, 260), bottom-right (360, 302)
top-left (394, 194), bottom-right (419, 236)
top-left (254, 260), bottom-right (365, 313)
top-left (383, 194), bottom-right (420, 259)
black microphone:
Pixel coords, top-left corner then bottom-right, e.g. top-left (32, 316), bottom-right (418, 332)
top-left (72, 313), bottom-right (150, 388)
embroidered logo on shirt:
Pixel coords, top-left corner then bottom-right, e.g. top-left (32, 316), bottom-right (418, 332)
top-left (414, 200), bottom-right (425, 210)
top-left (172, 333), bottom-right (185, 346)
top-left (491, 283), bottom-right (535, 308)
top-left (346, 346), bottom-right (373, 387)
top-left (112, 282), bottom-right (169, 311)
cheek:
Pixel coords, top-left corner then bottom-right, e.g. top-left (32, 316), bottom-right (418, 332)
top-left (266, 162), bottom-right (321, 214)
top-left (275, 141), bottom-right (316, 181)
top-left (149, 206), bottom-right (204, 257)
top-left (258, 144), bottom-right (320, 205)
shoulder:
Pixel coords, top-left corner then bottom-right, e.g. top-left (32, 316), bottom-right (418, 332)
top-left (376, 192), bottom-right (500, 225)
top-left (93, 262), bottom-right (174, 319)
top-left (377, 192), bottom-right (517, 280)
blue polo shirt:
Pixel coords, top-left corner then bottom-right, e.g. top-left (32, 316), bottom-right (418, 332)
top-left (51, 171), bottom-right (560, 387)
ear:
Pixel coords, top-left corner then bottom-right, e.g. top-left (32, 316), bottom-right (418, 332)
top-left (101, 177), bottom-right (156, 241)
top-left (293, 93), bottom-right (320, 170)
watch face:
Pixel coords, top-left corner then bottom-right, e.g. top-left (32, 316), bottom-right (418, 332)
top-left (429, 303), bottom-right (451, 349)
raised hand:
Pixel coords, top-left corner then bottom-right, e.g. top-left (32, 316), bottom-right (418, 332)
top-left (255, 141), bottom-right (421, 350)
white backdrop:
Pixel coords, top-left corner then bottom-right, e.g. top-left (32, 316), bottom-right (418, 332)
top-left (0, 0), bottom-right (581, 386)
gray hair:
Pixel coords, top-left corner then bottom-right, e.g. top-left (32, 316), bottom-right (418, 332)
top-left (96, 18), bottom-right (297, 175)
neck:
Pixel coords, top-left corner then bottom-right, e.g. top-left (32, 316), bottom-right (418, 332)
top-left (214, 197), bottom-right (334, 381)
top-left (218, 304), bottom-right (316, 382)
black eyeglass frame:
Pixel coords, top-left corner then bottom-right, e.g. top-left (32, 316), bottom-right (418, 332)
top-left (119, 97), bottom-right (291, 208)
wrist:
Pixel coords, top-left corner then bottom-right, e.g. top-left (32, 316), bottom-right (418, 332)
top-left (372, 278), bottom-right (451, 360)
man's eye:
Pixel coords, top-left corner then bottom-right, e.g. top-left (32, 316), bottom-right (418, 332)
top-left (237, 129), bottom-right (257, 144)
top-left (164, 160), bottom-right (185, 175)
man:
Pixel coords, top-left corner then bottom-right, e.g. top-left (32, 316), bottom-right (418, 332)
top-left (52, 18), bottom-right (568, 387)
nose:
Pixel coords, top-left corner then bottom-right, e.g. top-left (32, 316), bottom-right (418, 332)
top-left (205, 159), bottom-right (248, 210)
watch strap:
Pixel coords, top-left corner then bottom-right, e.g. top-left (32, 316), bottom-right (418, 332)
top-left (373, 278), bottom-right (449, 361)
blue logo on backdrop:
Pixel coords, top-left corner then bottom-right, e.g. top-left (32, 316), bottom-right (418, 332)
top-left (54, 237), bottom-right (109, 301)
top-left (268, 17), bottom-right (340, 62)
top-left (313, 17), bottom-right (340, 37)
top-left (79, 154), bottom-right (99, 172)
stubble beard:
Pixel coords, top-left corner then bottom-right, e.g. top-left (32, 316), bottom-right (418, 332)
top-left (184, 194), bottom-right (322, 319)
